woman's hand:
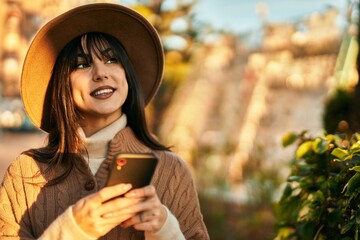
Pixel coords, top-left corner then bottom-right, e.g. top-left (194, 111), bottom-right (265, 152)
top-left (120, 185), bottom-right (167, 233)
top-left (72, 183), bottom-right (143, 238)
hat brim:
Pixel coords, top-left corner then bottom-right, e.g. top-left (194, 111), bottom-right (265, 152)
top-left (21, 3), bottom-right (164, 132)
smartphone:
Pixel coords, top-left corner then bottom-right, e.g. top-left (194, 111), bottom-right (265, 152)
top-left (105, 152), bottom-right (158, 190)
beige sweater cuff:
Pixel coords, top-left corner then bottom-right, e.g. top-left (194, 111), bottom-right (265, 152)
top-left (38, 206), bottom-right (95, 240)
top-left (145, 206), bottom-right (185, 240)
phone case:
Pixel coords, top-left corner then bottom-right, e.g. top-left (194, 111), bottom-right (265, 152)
top-left (105, 152), bottom-right (158, 189)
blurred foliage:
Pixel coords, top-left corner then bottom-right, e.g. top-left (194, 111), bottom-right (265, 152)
top-left (200, 194), bottom-right (275, 240)
top-left (243, 143), bottom-right (283, 206)
top-left (193, 140), bottom-right (279, 239)
top-left (275, 131), bottom-right (360, 239)
top-left (133, 0), bottom-right (201, 131)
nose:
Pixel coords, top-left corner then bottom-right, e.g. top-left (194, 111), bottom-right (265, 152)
top-left (92, 59), bottom-right (108, 81)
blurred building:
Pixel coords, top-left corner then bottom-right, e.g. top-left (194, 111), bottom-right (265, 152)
top-left (262, 7), bottom-right (342, 56)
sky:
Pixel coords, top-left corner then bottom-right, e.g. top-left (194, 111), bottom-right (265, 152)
top-left (192, 0), bottom-right (348, 33)
top-left (119, 1), bottom-right (349, 34)
top-left (118, 0), bottom-right (351, 50)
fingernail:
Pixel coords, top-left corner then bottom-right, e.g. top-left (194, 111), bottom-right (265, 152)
top-left (125, 192), bottom-right (136, 197)
top-left (122, 184), bottom-right (132, 190)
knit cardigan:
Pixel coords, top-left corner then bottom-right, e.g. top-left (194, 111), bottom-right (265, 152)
top-left (0, 127), bottom-right (209, 239)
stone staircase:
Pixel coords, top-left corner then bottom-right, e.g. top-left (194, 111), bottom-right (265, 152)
top-left (158, 34), bottom-right (338, 202)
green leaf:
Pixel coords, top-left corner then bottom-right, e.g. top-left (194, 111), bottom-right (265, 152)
top-left (345, 154), bottom-right (354, 161)
top-left (288, 176), bottom-right (301, 182)
top-left (313, 190), bottom-right (325, 203)
top-left (344, 172), bottom-right (360, 196)
top-left (276, 227), bottom-right (295, 239)
top-left (313, 138), bottom-right (328, 154)
top-left (296, 141), bottom-right (313, 159)
top-left (316, 175), bottom-right (326, 185)
top-left (350, 166), bottom-right (360, 172)
top-left (300, 222), bottom-right (317, 239)
top-left (282, 132), bottom-right (298, 147)
top-left (327, 208), bottom-right (340, 227)
top-left (350, 142), bottom-right (360, 152)
top-left (297, 205), bottom-right (310, 221)
top-left (354, 133), bottom-right (360, 141)
top-left (331, 148), bottom-right (349, 160)
top-left (341, 220), bottom-right (354, 234)
top-left (325, 134), bottom-right (335, 141)
top-left (356, 210), bottom-right (360, 225)
top-left (281, 183), bottom-right (292, 200)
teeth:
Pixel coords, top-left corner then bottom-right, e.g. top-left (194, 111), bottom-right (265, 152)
top-left (93, 89), bottom-right (113, 96)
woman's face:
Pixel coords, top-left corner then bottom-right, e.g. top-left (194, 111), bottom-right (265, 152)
top-left (70, 43), bottom-right (128, 128)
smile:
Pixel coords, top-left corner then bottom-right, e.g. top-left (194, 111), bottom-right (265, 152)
top-left (91, 88), bottom-right (115, 97)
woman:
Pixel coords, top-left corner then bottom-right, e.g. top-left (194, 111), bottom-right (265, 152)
top-left (0, 3), bottom-right (209, 240)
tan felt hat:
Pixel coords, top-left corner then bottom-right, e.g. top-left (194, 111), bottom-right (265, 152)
top-left (21, 3), bottom-right (164, 132)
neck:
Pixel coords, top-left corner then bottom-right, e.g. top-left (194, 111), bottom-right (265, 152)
top-left (80, 112), bottom-right (122, 137)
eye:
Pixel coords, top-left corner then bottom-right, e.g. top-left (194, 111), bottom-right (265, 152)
top-left (74, 55), bottom-right (90, 69)
top-left (76, 62), bottom-right (90, 69)
top-left (106, 57), bottom-right (118, 64)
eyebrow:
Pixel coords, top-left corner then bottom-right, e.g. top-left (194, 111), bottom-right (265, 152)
top-left (101, 48), bottom-right (113, 55)
top-left (76, 47), bottom-right (113, 59)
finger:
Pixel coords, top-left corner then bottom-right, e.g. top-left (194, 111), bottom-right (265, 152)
top-left (122, 210), bottom-right (164, 231)
top-left (124, 185), bottom-right (156, 198)
top-left (121, 203), bottom-right (165, 229)
top-left (102, 212), bottom-right (134, 224)
top-left (120, 188), bottom-right (161, 217)
top-left (121, 212), bottom-right (147, 228)
top-left (94, 183), bottom-right (132, 203)
top-left (107, 196), bottom-right (151, 217)
top-left (135, 206), bottom-right (167, 232)
top-left (100, 197), bottom-right (144, 218)
top-left (140, 211), bottom-right (159, 222)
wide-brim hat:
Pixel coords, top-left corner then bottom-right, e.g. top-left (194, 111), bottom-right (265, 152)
top-left (21, 3), bottom-right (164, 132)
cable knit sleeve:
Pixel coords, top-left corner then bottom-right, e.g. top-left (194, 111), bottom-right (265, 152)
top-left (153, 152), bottom-right (209, 240)
top-left (0, 156), bottom-right (93, 240)
top-left (0, 158), bottom-right (35, 239)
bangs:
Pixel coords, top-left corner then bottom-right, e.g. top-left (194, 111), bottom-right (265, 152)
top-left (76, 32), bottom-right (119, 63)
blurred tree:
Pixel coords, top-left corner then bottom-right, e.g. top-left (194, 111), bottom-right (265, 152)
top-left (323, 0), bottom-right (360, 135)
top-left (132, 0), bottom-right (199, 132)
top-left (349, 0), bottom-right (360, 132)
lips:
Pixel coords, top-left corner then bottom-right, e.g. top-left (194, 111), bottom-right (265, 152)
top-left (90, 86), bottom-right (115, 98)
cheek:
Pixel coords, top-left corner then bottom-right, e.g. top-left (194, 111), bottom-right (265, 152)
top-left (70, 79), bottom-right (79, 98)
top-left (116, 69), bottom-right (128, 94)
top-left (121, 80), bottom-right (129, 98)
top-left (70, 75), bottom-right (85, 104)
top-left (70, 72), bottom-right (88, 93)
top-left (69, 73), bottom-right (77, 92)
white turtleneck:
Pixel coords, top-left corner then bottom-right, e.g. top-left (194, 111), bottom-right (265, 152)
top-left (78, 114), bottom-right (127, 175)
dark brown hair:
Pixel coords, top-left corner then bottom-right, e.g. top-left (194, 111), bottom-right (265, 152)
top-left (24, 32), bottom-right (169, 185)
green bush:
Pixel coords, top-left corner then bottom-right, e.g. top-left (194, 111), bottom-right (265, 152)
top-left (274, 131), bottom-right (360, 239)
